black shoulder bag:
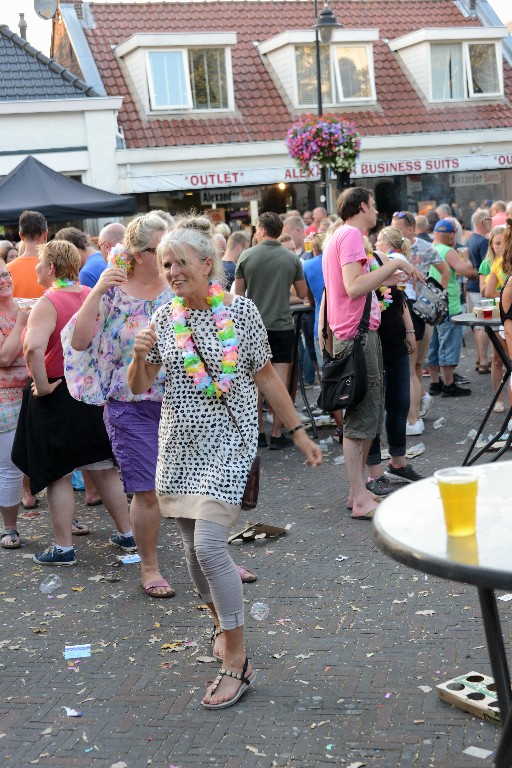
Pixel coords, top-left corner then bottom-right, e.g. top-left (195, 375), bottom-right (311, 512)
top-left (317, 290), bottom-right (372, 412)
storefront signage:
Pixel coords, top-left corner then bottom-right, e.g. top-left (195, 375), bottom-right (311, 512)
top-left (200, 188), bottom-right (259, 205)
top-left (449, 171), bottom-right (501, 187)
top-left (131, 152), bottom-right (512, 193)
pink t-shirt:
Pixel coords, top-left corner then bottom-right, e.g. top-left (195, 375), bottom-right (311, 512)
top-left (322, 224), bottom-right (380, 340)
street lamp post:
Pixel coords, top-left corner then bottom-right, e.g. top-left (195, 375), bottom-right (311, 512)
top-left (313, 1), bottom-right (340, 212)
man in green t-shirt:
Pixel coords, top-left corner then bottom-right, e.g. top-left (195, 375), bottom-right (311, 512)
top-left (235, 212), bottom-right (307, 449)
top-left (427, 219), bottom-right (478, 398)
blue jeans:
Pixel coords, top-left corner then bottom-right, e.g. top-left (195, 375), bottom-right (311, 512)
top-left (367, 352), bottom-right (410, 464)
top-left (427, 315), bottom-right (463, 367)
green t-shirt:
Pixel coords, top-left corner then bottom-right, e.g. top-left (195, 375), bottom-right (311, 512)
top-left (479, 259), bottom-right (491, 277)
top-left (236, 240), bottom-right (304, 330)
top-left (429, 242), bottom-right (461, 315)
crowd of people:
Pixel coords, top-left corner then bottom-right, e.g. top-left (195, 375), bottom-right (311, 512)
top-left (1, 191), bottom-right (511, 708)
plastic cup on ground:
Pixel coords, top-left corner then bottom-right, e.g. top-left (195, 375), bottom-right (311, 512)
top-left (434, 467), bottom-right (478, 537)
top-left (250, 602), bottom-right (269, 621)
top-left (39, 575), bottom-right (63, 594)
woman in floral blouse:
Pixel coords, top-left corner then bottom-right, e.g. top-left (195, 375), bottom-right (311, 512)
top-left (63, 213), bottom-right (175, 597)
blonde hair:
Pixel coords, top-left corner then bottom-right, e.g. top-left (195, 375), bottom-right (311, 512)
top-left (311, 232), bottom-right (325, 255)
top-left (159, 214), bottom-right (225, 285)
top-left (380, 226), bottom-right (411, 259)
top-left (124, 213), bottom-right (167, 268)
top-left (486, 226), bottom-right (505, 264)
top-left (41, 240), bottom-right (81, 281)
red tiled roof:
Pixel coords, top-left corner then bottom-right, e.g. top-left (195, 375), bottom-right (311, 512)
top-left (81, 0), bottom-right (512, 148)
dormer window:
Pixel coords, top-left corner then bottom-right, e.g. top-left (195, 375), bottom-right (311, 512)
top-left (295, 44), bottom-right (374, 106)
top-left (148, 49), bottom-right (229, 110)
top-left (389, 28), bottom-right (506, 104)
top-left (258, 30), bottom-right (378, 109)
top-left (431, 42), bottom-right (500, 100)
top-left (115, 33), bottom-right (236, 115)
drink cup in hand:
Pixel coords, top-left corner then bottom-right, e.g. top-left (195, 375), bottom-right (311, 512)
top-left (434, 467), bottom-right (478, 537)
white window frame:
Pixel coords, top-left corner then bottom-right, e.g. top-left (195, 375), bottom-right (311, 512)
top-left (428, 40), bottom-right (503, 102)
top-left (147, 49), bottom-right (193, 110)
top-left (293, 42), bottom-right (376, 109)
top-left (464, 41), bottom-right (503, 99)
top-left (146, 47), bottom-right (234, 113)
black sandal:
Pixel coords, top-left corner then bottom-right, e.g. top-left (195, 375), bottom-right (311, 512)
top-left (202, 656), bottom-right (256, 710)
top-left (210, 625), bottom-right (223, 662)
top-left (1, 529), bottom-right (21, 549)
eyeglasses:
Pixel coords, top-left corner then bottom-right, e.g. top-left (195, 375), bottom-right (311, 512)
top-left (143, 247), bottom-right (158, 254)
top-left (98, 242), bottom-right (110, 250)
top-left (393, 211), bottom-right (407, 218)
top-left (0, 271), bottom-right (12, 282)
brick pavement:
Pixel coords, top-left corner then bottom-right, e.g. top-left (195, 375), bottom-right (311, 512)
top-left (0, 333), bottom-right (510, 768)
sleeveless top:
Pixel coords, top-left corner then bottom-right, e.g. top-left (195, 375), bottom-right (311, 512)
top-left (43, 287), bottom-right (91, 378)
top-left (499, 276), bottom-right (512, 324)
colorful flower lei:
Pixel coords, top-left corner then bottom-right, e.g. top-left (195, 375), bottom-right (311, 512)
top-left (170, 283), bottom-right (239, 398)
top-left (367, 253), bottom-right (393, 312)
top-left (49, 278), bottom-right (79, 291)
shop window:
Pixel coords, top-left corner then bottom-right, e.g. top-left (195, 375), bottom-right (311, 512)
top-left (147, 47), bottom-right (230, 111)
top-left (295, 43), bottom-right (374, 107)
top-left (431, 42), bottom-right (502, 101)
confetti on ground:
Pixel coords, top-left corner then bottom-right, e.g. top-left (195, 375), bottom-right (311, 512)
top-left (418, 686), bottom-right (432, 693)
top-left (463, 746), bottom-right (493, 759)
top-left (246, 745), bottom-right (266, 756)
top-left (62, 707), bottom-right (83, 717)
top-left (498, 594), bottom-right (512, 601)
top-left (416, 610), bottom-right (435, 616)
top-left (117, 554), bottom-right (141, 564)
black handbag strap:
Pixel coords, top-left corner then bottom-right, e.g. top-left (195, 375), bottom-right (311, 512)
top-left (321, 287), bottom-right (372, 341)
top-left (188, 329), bottom-right (248, 450)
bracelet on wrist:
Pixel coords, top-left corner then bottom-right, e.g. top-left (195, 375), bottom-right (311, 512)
top-left (405, 330), bottom-right (415, 334)
top-left (288, 424), bottom-right (305, 436)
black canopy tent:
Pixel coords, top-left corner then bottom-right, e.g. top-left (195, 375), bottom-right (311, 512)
top-left (0, 156), bottom-right (137, 225)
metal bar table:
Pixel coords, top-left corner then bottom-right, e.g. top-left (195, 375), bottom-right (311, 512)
top-left (451, 314), bottom-right (512, 464)
top-left (374, 463), bottom-right (512, 768)
top-left (290, 304), bottom-right (318, 439)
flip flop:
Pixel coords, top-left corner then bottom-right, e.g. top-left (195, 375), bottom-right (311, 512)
top-left (211, 625), bottom-right (224, 661)
top-left (1, 530), bottom-right (21, 549)
top-left (237, 564), bottom-right (257, 583)
top-left (142, 578), bottom-right (175, 598)
top-left (72, 519), bottom-right (90, 536)
top-left (351, 507), bottom-right (377, 520)
top-left (228, 522), bottom-right (287, 543)
top-left (202, 656), bottom-right (256, 710)
top-left (21, 498), bottom-right (39, 510)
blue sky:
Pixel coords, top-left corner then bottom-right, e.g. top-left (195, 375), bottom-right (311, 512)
top-left (2, 0), bottom-right (511, 58)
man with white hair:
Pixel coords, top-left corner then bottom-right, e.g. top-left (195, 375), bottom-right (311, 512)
top-left (98, 222), bottom-right (127, 267)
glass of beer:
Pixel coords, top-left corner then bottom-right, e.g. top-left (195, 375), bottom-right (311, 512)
top-left (304, 236), bottom-right (312, 253)
top-left (434, 467), bottom-right (478, 537)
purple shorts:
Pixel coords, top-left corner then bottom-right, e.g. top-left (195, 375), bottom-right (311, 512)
top-left (104, 399), bottom-right (161, 493)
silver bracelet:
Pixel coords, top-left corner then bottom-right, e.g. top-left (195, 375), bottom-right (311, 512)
top-left (406, 330), bottom-right (415, 334)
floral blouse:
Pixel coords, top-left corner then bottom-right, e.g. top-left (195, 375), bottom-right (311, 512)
top-left (62, 286), bottom-right (173, 405)
top-left (0, 310), bottom-right (28, 433)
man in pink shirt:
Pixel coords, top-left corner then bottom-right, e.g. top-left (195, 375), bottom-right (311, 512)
top-left (323, 187), bottom-right (421, 519)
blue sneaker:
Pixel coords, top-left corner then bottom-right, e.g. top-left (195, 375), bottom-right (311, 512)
top-left (109, 534), bottom-right (137, 553)
top-left (33, 546), bottom-right (76, 566)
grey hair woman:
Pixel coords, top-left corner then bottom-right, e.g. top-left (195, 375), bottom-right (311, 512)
top-left (128, 214), bottom-right (322, 710)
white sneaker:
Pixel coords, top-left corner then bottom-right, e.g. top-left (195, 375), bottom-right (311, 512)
top-left (406, 418), bottom-right (424, 436)
top-left (419, 393), bottom-right (433, 418)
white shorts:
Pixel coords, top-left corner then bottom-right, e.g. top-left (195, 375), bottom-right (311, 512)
top-left (0, 429), bottom-right (23, 507)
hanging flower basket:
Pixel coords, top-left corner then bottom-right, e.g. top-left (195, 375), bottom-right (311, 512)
top-left (285, 114), bottom-right (361, 176)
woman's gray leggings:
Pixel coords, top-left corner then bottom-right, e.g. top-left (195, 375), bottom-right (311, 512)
top-left (176, 517), bottom-right (244, 630)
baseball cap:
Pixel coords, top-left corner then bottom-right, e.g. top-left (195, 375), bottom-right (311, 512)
top-left (434, 219), bottom-right (455, 234)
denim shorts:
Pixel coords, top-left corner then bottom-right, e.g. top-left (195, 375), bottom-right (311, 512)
top-left (332, 330), bottom-right (383, 440)
top-left (427, 315), bottom-right (464, 367)
top-left (104, 399), bottom-right (161, 493)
